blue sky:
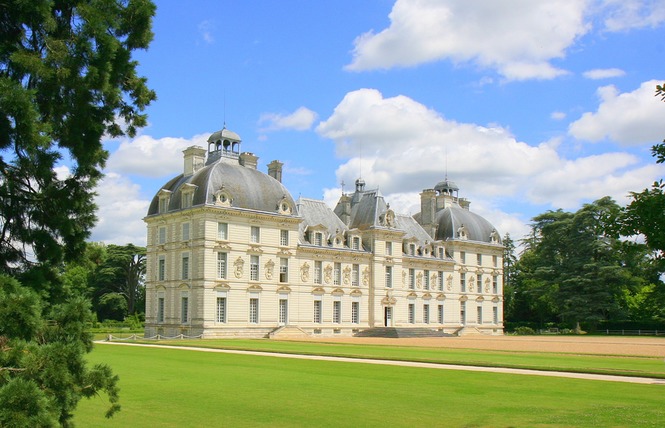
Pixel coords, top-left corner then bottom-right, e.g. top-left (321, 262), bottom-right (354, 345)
top-left (90, 0), bottom-right (665, 246)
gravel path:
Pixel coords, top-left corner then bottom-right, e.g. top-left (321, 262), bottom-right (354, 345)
top-left (97, 338), bottom-right (665, 385)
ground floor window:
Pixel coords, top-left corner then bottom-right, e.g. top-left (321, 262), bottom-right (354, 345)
top-left (351, 301), bottom-right (359, 324)
top-left (438, 304), bottom-right (444, 324)
top-left (216, 297), bottom-right (227, 323)
top-left (460, 301), bottom-right (466, 325)
top-left (333, 301), bottom-right (341, 324)
top-left (408, 303), bottom-right (415, 324)
top-left (423, 303), bottom-right (430, 324)
top-left (493, 306), bottom-right (498, 324)
top-left (249, 298), bottom-right (259, 323)
top-left (314, 300), bottom-right (322, 323)
top-left (477, 306), bottom-right (483, 325)
top-left (157, 296), bottom-right (165, 323)
top-left (181, 296), bottom-right (189, 324)
top-left (279, 298), bottom-right (288, 324)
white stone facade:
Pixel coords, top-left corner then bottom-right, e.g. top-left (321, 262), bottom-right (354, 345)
top-left (144, 128), bottom-right (504, 338)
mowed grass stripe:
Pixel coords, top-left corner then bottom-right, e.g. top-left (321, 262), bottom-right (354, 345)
top-left (75, 344), bottom-right (665, 427)
top-left (130, 338), bottom-right (665, 378)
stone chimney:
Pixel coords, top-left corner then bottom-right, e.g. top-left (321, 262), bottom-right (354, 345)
top-left (183, 146), bottom-right (207, 176)
top-left (239, 152), bottom-right (259, 169)
top-left (459, 198), bottom-right (471, 210)
top-left (267, 160), bottom-right (284, 182)
top-left (420, 189), bottom-right (437, 225)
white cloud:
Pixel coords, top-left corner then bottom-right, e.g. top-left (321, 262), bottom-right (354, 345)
top-left (198, 20), bottom-right (215, 44)
top-left (345, 0), bottom-right (589, 80)
top-left (91, 173), bottom-right (151, 246)
top-left (551, 111), bottom-right (567, 120)
top-left (582, 68), bottom-right (626, 79)
top-left (259, 107), bottom-right (318, 131)
top-left (317, 88), bottom-right (664, 238)
top-left (600, 0), bottom-right (665, 31)
top-left (54, 165), bottom-right (71, 180)
top-left (106, 133), bottom-right (210, 177)
top-left (568, 79), bottom-right (665, 145)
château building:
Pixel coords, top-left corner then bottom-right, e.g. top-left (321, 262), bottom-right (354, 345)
top-left (144, 127), bottom-right (504, 338)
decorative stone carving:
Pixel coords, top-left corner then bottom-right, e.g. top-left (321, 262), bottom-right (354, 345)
top-left (446, 274), bottom-right (453, 291)
top-left (265, 259), bottom-right (274, 280)
top-left (468, 276), bottom-right (475, 292)
top-left (233, 257), bottom-right (244, 279)
top-left (343, 265), bottom-right (351, 285)
top-left (362, 267), bottom-right (370, 286)
top-left (300, 262), bottom-right (310, 282)
top-left (416, 272), bottom-right (423, 289)
top-left (402, 270), bottom-right (407, 286)
top-left (484, 277), bottom-right (491, 294)
top-left (324, 264), bottom-right (333, 284)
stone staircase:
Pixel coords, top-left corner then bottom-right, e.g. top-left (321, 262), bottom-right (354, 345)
top-left (268, 326), bottom-right (310, 339)
top-left (353, 327), bottom-right (453, 338)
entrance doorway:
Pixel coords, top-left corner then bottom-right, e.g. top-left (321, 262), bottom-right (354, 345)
top-left (279, 299), bottom-right (288, 325)
top-left (384, 306), bottom-right (393, 327)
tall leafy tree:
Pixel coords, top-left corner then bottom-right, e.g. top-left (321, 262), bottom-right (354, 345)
top-left (93, 244), bottom-right (146, 317)
top-left (621, 82), bottom-right (665, 270)
top-left (0, 1), bottom-right (155, 424)
top-left (512, 198), bottom-right (633, 329)
top-left (0, 0), bottom-right (156, 272)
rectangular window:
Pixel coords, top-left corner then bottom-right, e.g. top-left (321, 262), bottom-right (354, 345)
top-left (438, 247), bottom-right (444, 259)
top-left (314, 261), bottom-right (322, 284)
top-left (279, 299), bottom-right (288, 324)
top-left (477, 274), bottom-right (483, 293)
top-left (438, 271), bottom-right (444, 291)
top-left (477, 253), bottom-right (482, 266)
top-left (250, 255), bottom-right (259, 281)
top-left (249, 298), bottom-right (259, 323)
top-left (182, 222), bottom-right (190, 241)
top-left (314, 232), bottom-right (322, 246)
top-left (493, 306), bottom-right (499, 324)
top-left (280, 229), bottom-right (289, 246)
top-left (493, 255), bottom-right (498, 268)
top-left (334, 262), bottom-right (341, 285)
top-left (461, 301), bottom-right (466, 325)
top-left (181, 296), bottom-right (189, 323)
top-left (218, 222), bottom-right (228, 240)
top-left (408, 303), bottom-right (415, 324)
top-left (424, 270), bottom-right (430, 290)
top-left (158, 256), bottom-right (166, 281)
top-left (250, 226), bottom-right (260, 243)
top-left (438, 304), bottom-right (444, 324)
top-left (423, 304), bottom-right (430, 324)
top-left (460, 273), bottom-right (466, 292)
top-left (352, 301), bottom-right (359, 324)
top-left (409, 269), bottom-right (415, 290)
top-left (460, 251), bottom-right (466, 264)
top-left (477, 306), bottom-right (483, 325)
top-left (352, 264), bottom-right (359, 286)
top-left (385, 266), bottom-right (392, 288)
top-left (157, 297), bottom-right (165, 323)
top-left (181, 253), bottom-right (189, 280)
top-left (385, 241), bottom-right (392, 255)
top-left (217, 252), bottom-right (227, 279)
top-left (182, 192), bottom-right (193, 209)
top-left (159, 198), bottom-right (168, 214)
top-left (409, 244), bottom-right (416, 256)
top-left (352, 237), bottom-right (360, 250)
top-left (333, 301), bottom-right (341, 324)
top-left (313, 300), bottom-right (322, 323)
top-left (493, 275), bottom-right (498, 294)
top-left (158, 227), bottom-right (166, 244)
top-left (216, 297), bottom-right (227, 323)
top-left (279, 258), bottom-right (288, 283)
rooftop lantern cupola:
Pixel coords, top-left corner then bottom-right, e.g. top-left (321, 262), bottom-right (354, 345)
top-left (206, 126), bottom-right (242, 165)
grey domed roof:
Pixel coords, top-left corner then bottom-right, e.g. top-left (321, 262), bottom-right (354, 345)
top-left (434, 205), bottom-right (500, 244)
top-left (147, 159), bottom-right (296, 216)
top-left (207, 127), bottom-right (241, 143)
top-left (434, 179), bottom-right (459, 193)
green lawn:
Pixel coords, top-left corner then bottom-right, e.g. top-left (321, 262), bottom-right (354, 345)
top-left (75, 343), bottom-right (665, 427)
top-left (128, 338), bottom-right (665, 379)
